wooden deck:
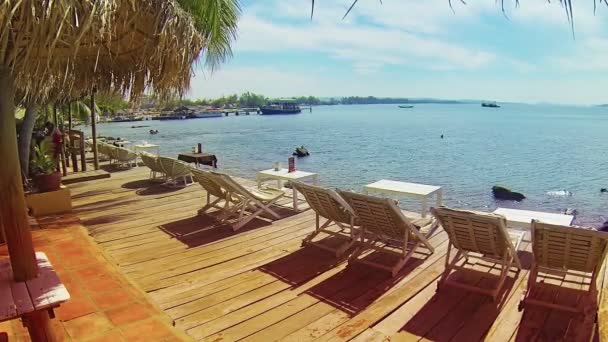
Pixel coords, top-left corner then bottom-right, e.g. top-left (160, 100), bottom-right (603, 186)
top-left (69, 166), bottom-right (605, 341)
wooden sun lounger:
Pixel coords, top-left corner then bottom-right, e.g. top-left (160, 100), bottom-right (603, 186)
top-left (291, 182), bottom-right (360, 257)
top-left (190, 168), bottom-right (240, 219)
top-left (431, 207), bottom-right (524, 301)
top-left (210, 171), bottom-right (285, 231)
top-left (519, 220), bottom-right (608, 316)
top-left (339, 191), bottom-right (438, 277)
top-left (158, 157), bottom-right (194, 188)
top-left (140, 152), bottom-right (166, 181)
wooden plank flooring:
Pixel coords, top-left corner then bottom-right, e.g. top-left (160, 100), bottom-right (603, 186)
top-left (69, 166), bottom-right (605, 341)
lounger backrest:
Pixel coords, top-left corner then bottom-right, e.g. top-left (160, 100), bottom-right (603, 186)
top-left (292, 182), bottom-right (353, 225)
top-left (190, 168), bottom-right (225, 199)
top-left (431, 207), bottom-right (511, 258)
top-left (339, 190), bottom-right (424, 242)
top-left (211, 171), bottom-right (252, 198)
top-left (115, 147), bottom-right (136, 161)
top-left (140, 152), bottom-right (162, 173)
top-left (158, 157), bottom-right (191, 177)
top-left (531, 220), bottom-right (608, 274)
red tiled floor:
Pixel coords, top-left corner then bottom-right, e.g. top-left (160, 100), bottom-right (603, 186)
top-left (120, 318), bottom-right (175, 342)
top-left (84, 329), bottom-right (126, 342)
top-left (90, 288), bottom-right (133, 311)
top-left (82, 275), bottom-right (123, 293)
top-left (56, 297), bottom-right (97, 321)
top-left (105, 302), bottom-right (152, 326)
top-left (73, 264), bottom-right (110, 280)
top-left (0, 220), bottom-right (187, 341)
top-left (63, 313), bottom-right (113, 340)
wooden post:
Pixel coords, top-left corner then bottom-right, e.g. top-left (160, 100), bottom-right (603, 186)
top-left (22, 311), bottom-right (57, 342)
top-left (91, 90), bottom-right (99, 170)
top-left (0, 68), bottom-right (38, 281)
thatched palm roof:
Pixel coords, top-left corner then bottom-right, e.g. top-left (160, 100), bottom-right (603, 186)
top-left (1, 0), bottom-right (204, 102)
top-left (0, 0), bottom-right (213, 287)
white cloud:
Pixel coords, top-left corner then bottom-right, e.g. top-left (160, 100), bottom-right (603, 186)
top-left (551, 37), bottom-right (608, 71)
top-left (235, 13), bottom-right (497, 71)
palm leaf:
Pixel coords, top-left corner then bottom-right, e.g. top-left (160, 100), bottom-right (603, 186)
top-left (178, 0), bottom-right (241, 71)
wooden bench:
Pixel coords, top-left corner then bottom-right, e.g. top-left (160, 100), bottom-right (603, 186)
top-left (0, 252), bottom-right (69, 341)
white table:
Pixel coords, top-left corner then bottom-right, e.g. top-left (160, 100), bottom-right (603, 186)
top-left (364, 180), bottom-right (442, 218)
top-left (134, 143), bottom-right (160, 155)
top-left (256, 169), bottom-right (319, 211)
top-left (493, 208), bottom-right (574, 230)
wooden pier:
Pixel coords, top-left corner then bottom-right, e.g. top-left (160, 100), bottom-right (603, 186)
top-left (67, 166), bottom-right (605, 341)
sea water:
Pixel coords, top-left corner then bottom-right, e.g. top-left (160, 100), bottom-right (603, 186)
top-left (93, 103), bottom-right (608, 225)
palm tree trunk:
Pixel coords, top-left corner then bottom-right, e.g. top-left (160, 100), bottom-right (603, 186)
top-left (18, 104), bottom-right (38, 177)
top-left (0, 67), bottom-right (38, 281)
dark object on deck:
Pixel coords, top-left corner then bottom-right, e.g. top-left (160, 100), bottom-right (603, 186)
top-left (492, 185), bottom-right (526, 202)
top-left (178, 153), bottom-right (218, 168)
top-left (598, 221), bottom-right (608, 232)
top-left (564, 208), bottom-right (578, 216)
top-left (601, 188), bottom-right (607, 193)
top-left (293, 146), bottom-right (310, 157)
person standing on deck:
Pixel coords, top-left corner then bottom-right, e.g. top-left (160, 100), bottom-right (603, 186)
top-left (44, 121), bottom-right (63, 170)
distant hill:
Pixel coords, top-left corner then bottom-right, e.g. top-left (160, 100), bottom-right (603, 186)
top-left (338, 96), bottom-right (465, 105)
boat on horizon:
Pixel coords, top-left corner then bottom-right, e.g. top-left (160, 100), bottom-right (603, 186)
top-left (260, 99), bottom-right (301, 115)
top-left (398, 104), bottom-right (414, 108)
top-left (481, 101), bottom-right (500, 108)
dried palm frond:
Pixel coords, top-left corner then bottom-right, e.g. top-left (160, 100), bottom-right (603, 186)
top-left (0, 0), bottom-right (204, 104)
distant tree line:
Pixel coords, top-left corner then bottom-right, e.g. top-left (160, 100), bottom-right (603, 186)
top-left (156, 94), bottom-right (461, 108)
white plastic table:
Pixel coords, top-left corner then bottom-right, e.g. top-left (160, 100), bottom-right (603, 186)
top-left (364, 180), bottom-right (442, 218)
top-left (493, 208), bottom-right (574, 230)
top-left (134, 143), bottom-right (160, 155)
top-left (256, 169), bottom-right (319, 211)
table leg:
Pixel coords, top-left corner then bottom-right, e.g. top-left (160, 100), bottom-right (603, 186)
top-left (292, 183), bottom-right (298, 211)
top-left (421, 197), bottom-right (428, 218)
top-left (436, 189), bottom-right (443, 208)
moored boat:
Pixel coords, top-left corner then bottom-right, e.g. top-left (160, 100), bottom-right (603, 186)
top-left (481, 101), bottom-right (500, 108)
top-left (260, 99), bottom-right (301, 115)
top-left (398, 105), bottom-right (414, 108)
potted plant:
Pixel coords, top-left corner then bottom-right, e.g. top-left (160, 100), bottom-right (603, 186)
top-left (30, 140), bottom-right (61, 192)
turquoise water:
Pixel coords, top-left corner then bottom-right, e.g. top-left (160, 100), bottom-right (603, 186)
top-left (93, 103), bottom-right (608, 226)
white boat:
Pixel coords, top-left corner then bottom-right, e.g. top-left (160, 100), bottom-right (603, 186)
top-left (193, 110), bottom-right (223, 118)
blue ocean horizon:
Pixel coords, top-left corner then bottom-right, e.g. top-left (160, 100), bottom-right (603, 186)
top-left (94, 103), bottom-right (608, 226)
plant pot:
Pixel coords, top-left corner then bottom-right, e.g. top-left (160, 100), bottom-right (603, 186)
top-left (33, 171), bottom-right (62, 193)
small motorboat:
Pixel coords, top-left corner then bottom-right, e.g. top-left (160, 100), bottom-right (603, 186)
top-left (149, 129), bottom-right (159, 135)
top-left (398, 105), bottom-right (414, 108)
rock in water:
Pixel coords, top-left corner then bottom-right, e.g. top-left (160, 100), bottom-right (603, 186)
top-left (601, 188), bottom-right (608, 193)
top-left (293, 146), bottom-right (310, 157)
top-left (492, 185), bottom-right (526, 202)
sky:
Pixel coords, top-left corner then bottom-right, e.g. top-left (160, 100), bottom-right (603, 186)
top-left (187, 0), bottom-right (608, 105)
